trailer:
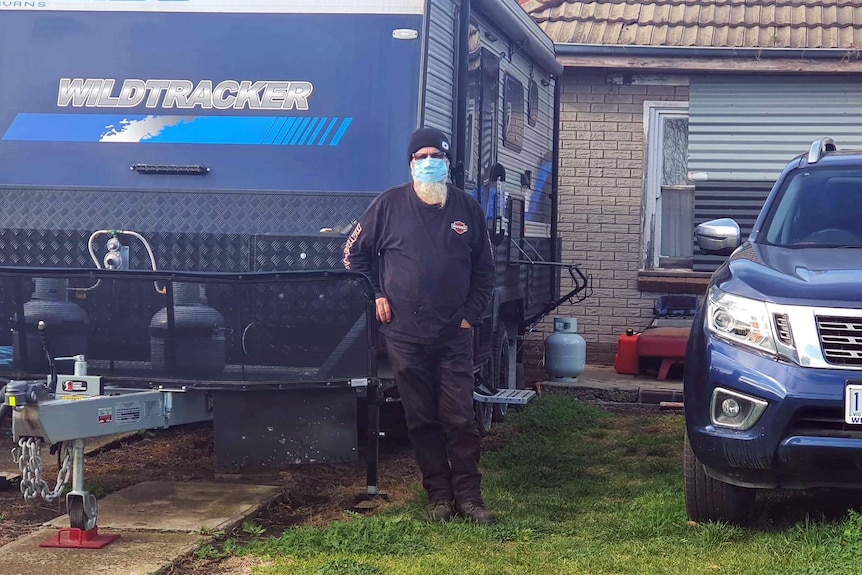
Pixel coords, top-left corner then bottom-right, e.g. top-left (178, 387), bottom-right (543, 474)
top-left (0, 0), bottom-right (589, 540)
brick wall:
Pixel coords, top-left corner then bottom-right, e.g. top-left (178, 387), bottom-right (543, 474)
top-left (528, 69), bottom-right (690, 370)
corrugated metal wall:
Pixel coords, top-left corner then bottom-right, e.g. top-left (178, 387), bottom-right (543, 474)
top-left (422, 0), bottom-right (458, 135)
top-left (689, 75), bottom-right (862, 271)
top-left (692, 181), bottom-right (773, 272)
top-left (689, 75), bottom-right (862, 182)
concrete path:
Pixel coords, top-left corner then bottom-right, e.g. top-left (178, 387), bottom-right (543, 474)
top-left (539, 365), bottom-right (684, 405)
top-left (3, 530), bottom-right (202, 575)
top-left (0, 481), bottom-right (282, 575)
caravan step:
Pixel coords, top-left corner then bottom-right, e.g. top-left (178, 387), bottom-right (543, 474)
top-left (473, 389), bottom-right (536, 405)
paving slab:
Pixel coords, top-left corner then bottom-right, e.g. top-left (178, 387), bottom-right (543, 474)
top-left (0, 481), bottom-right (283, 575)
top-left (48, 481), bottom-right (282, 533)
top-left (0, 528), bottom-right (202, 575)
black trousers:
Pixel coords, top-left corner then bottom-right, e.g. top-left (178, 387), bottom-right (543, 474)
top-left (384, 330), bottom-right (482, 505)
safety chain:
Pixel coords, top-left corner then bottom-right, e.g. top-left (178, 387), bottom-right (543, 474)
top-left (12, 438), bottom-right (73, 503)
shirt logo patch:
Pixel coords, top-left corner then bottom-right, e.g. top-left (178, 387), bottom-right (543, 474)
top-left (451, 221), bottom-right (468, 235)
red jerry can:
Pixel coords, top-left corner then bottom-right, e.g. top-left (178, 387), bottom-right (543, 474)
top-left (614, 328), bottom-right (640, 375)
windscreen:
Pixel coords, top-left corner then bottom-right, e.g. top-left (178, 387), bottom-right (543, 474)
top-left (763, 168), bottom-right (862, 248)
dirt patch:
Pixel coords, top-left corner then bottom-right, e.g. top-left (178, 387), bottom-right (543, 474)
top-left (0, 496), bottom-right (64, 548)
top-left (164, 432), bottom-right (420, 575)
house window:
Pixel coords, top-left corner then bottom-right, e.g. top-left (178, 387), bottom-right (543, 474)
top-left (643, 102), bottom-right (691, 270)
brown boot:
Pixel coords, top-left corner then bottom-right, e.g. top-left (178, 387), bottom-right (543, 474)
top-left (429, 500), bottom-right (455, 523)
top-left (458, 501), bottom-right (497, 525)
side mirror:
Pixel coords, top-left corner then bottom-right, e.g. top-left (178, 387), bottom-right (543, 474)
top-left (695, 218), bottom-right (741, 256)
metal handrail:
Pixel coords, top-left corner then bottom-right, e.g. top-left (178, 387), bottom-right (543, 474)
top-left (511, 238), bottom-right (593, 330)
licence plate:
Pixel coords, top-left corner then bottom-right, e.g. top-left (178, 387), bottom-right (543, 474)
top-left (845, 384), bottom-right (862, 424)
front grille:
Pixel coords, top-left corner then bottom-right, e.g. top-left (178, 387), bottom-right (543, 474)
top-left (774, 313), bottom-right (793, 346)
top-left (816, 316), bottom-right (862, 366)
top-left (787, 406), bottom-right (862, 438)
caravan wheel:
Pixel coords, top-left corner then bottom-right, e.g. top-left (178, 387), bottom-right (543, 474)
top-left (490, 326), bottom-right (514, 422)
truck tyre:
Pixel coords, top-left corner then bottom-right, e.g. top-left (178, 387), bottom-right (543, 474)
top-left (684, 432), bottom-right (754, 525)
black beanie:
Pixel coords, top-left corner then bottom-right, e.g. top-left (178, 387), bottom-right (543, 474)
top-left (407, 127), bottom-right (451, 163)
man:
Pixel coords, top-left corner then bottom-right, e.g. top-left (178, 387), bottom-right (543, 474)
top-left (343, 127), bottom-right (497, 524)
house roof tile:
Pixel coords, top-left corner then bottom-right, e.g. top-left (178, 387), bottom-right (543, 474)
top-left (522, 0), bottom-right (862, 49)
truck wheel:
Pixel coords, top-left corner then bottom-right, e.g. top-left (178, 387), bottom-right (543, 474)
top-left (490, 325), bottom-right (514, 422)
top-left (684, 432), bottom-right (754, 525)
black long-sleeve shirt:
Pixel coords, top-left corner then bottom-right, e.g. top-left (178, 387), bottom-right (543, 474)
top-left (343, 182), bottom-right (496, 343)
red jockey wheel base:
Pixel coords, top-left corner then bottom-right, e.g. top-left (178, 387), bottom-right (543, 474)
top-left (39, 527), bottom-right (121, 549)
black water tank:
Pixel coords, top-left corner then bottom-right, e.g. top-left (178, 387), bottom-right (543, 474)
top-left (12, 278), bottom-right (89, 372)
top-left (149, 282), bottom-right (226, 377)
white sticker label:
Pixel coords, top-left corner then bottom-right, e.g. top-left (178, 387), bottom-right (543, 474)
top-left (115, 401), bottom-right (142, 425)
top-left (144, 399), bottom-right (162, 419)
top-left (98, 407), bottom-right (113, 424)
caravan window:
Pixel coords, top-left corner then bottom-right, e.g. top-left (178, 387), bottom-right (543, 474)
top-left (527, 80), bottom-right (539, 127)
top-left (503, 74), bottom-right (524, 152)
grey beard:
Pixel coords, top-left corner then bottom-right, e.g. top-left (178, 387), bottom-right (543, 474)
top-left (413, 180), bottom-right (448, 206)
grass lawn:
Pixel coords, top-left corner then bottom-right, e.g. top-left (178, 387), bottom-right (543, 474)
top-left (208, 395), bottom-right (862, 575)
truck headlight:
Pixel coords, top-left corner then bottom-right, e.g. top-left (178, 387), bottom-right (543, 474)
top-left (710, 387), bottom-right (768, 430)
top-left (706, 286), bottom-right (776, 354)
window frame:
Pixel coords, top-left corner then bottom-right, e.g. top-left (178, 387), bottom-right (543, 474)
top-left (502, 72), bottom-right (525, 153)
top-left (642, 101), bottom-right (691, 270)
top-left (527, 79), bottom-right (539, 127)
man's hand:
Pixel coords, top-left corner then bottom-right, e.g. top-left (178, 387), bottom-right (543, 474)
top-left (460, 319), bottom-right (471, 329)
top-left (376, 297), bottom-right (392, 323)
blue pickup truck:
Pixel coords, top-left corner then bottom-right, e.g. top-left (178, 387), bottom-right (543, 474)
top-left (685, 137), bottom-right (862, 524)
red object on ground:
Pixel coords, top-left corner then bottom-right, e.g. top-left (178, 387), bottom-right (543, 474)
top-left (636, 326), bottom-right (691, 381)
top-left (614, 329), bottom-right (640, 375)
top-left (39, 527), bottom-right (121, 549)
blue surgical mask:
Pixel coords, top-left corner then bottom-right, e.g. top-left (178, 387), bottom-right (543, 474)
top-left (412, 157), bottom-right (449, 183)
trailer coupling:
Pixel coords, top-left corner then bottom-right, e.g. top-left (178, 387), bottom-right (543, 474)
top-left (3, 350), bottom-right (212, 548)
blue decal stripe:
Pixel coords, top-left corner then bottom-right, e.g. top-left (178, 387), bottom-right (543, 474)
top-left (528, 161), bottom-right (552, 215)
top-left (144, 116), bottom-right (273, 144)
top-left (264, 117), bottom-right (287, 144)
top-left (297, 117), bottom-right (321, 146)
top-left (317, 118), bottom-right (338, 146)
top-left (1, 113), bottom-right (355, 146)
top-left (289, 117), bottom-right (312, 145)
top-left (279, 118), bottom-right (303, 145)
top-left (3, 113), bottom-right (128, 142)
top-left (306, 117), bottom-right (327, 146)
top-left (273, 118), bottom-right (296, 144)
top-left (329, 118), bottom-right (353, 146)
